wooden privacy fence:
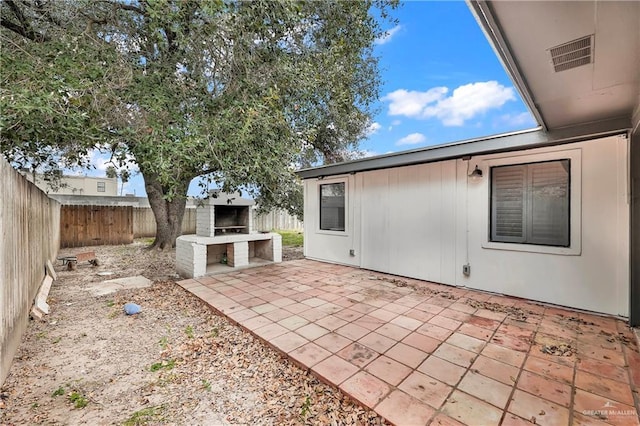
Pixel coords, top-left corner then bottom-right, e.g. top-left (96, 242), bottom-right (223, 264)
top-left (60, 205), bottom-right (133, 247)
top-left (1, 159), bottom-right (60, 385)
top-left (133, 207), bottom-right (196, 238)
top-left (254, 209), bottom-right (303, 231)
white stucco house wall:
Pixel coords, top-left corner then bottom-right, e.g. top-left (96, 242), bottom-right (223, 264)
top-left (297, 0), bottom-right (640, 324)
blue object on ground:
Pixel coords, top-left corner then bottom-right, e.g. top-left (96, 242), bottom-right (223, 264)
top-left (124, 303), bottom-right (141, 315)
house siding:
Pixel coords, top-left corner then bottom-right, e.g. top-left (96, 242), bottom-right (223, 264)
top-left (303, 135), bottom-right (629, 317)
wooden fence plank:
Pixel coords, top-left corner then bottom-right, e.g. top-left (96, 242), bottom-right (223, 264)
top-left (60, 205), bottom-right (133, 248)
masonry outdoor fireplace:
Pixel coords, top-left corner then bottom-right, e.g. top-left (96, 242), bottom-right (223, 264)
top-left (176, 193), bottom-right (282, 278)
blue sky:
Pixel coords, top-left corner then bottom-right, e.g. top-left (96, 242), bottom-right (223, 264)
top-left (88, 1), bottom-right (536, 197)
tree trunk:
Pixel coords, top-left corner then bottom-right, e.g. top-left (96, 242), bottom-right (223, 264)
top-left (143, 173), bottom-right (190, 250)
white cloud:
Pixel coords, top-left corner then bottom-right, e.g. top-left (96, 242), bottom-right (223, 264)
top-left (384, 81), bottom-right (516, 126)
top-left (365, 122), bottom-right (382, 136)
top-left (392, 120), bottom-right (402, 126)
top-left (375, 25), bottom-right (402, 45)
top-left (396, 133), bottom-right (426, 146)
top-left (496, 112), bottom-right (536, 128)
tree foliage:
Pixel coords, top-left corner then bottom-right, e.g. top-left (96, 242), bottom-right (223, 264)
top-left (1, 0), bottom-right (398, 248)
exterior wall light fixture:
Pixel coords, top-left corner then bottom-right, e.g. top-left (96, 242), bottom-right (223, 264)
top-left (468, 165), bottom-right (483, 181)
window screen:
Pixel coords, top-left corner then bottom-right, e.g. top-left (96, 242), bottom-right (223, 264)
top-left (320, 182), bottom-right (345, 231)
top-left (491, 160), bottom-right (569, 247)
top-left (97, 181), bottom-right (106, 192)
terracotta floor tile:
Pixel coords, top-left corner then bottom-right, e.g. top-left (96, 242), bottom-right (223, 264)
top-left (521, 357), bottom-right (572, 387)
top-left (314, 332), bottom-right (353, 353)
top-left (334, 308), bottom-right (365, 322)
top-left (296, 323), bottom-right (330, 341)
top-left (315, 315), bottom-right (348, 331)
top-left (571, 411), bottom-right (618, 426)
top-left (417, 323), bottom-right (453, 340)
top-left (297, 307), bottom-right (329, 322)
top-left (466, 315), bottom-right (501, 330)
top-left (496, 323), bottom-right (534, 341)
top-left (442, 390), bottom-right (503, 426)
top-left (501, 413), bottom-right (537, 426)
top-left (340, 371), bottom-right (391, 408)
top-left (475, 308), bottom-right (508, 322)
top-left (376, 323), bottom-right (413, 341)
top-left (350, 303), bottom-right (378, 315)
top-left (242, 315), bottom-right (273, 331)
top-left (573, 389), bottom-right (639, 425)
top-left (390, 314), bottom-right (423, 331)
top-left (227, 308), bottom-right (259, 323)
top-left (386, 342), bottom-right (429, 368)
top-left (402, 332), bottom-right (441, 354)
top-left (404, 308), bottom-right (435, 323)
top-left (263, 308), bottom-right (294, 322)
top-left (375, 390), bottom-right (435, 426)
top-left (353, 315), bottom-right (385, 331)
top-left (383, 302), bottom-right (412, 315)
top-left (398, 371), bottom-right (452, 410)
top-left (578, 342), bottom-right (627, 367)
top-left (440, 308), bottom-right (472, 323)
top-left (270, 297), bottom-right (296, 307)
top-left (415, 303), bottom-right (445, 315)
top-left (277, 315), bottom-right (309, 331)
top-left (481, 343), bottom-right (526, 367)
top-left (365, 355), bottom-right (413, 386)
top-left (457, 323), bottom-right (493, 341)
top-left (337, 342), bottom-right (379, 367)
top-left (270, 331), bottom-right (309, 353)
top-left (458, 370), bottom-right (513, 409)
top-left (312, 355), bottom-right (359, 385)
top-left (428, 315), bottom-right (462, 331)
top-left (369, 308), bottom-right (399, 322)
top-left (252, 304), bottom-right (279, 317)
top-left (433, 343), bottom-right (477, 368)
top-left (471, 355), bottom-right (519, 386)
top-left (575, 369), bottom-right (635, 406)
top-left (283, 302), bottom-right (309, 314)
top-left (516, 370), bottom-right (572, 407)
top-left (253, 323), bottom-right (290, 340)
top-left (418, 355), bottom-right (466, 386)
top-left (289, 342), bottom-right (331, 367)
top-left (301, 297), bottom-right (327, 307)
top-left (507, 390), bottom-right (570, 426)
top-left (315, 302), bottom-right (343, 315)
top-left (358, 332), bottom-right (397, 354)
top-left (490, 332), bottom-right (531, 353)
top-left (445, 332), bottom-right (486, 353)
top-left (336, 323), bottom-right (370, 341)
top-left (430, 413), bottom-right (466, 426)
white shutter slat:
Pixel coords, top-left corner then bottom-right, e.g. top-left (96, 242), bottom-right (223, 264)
top-left (528, 160), bottom-right (569, 246)
top-left (491, 165), bottom-right (526, 242)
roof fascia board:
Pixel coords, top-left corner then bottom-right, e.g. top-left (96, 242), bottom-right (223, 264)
top-left (466, 0), bottom-right (547, 131)
top-left (297, 117), bottom-right (630, 179)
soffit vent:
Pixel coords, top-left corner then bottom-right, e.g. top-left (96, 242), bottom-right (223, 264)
top-left (549, 35), bottom-right (593, 72)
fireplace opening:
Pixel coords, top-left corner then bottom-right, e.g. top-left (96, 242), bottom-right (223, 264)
top-left (214, 205), bottom-right (250, 235)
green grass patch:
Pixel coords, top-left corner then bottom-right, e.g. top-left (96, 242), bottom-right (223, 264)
top-left (275, 230), bottom-right (303, 247)
top-left (124, 405), bottom-right (164, 426)
top-left (52, 386), bottom-right (65, 397)
top-left (68, 391), bottom-right (88, 408)
top-left (149, 359), bottom-right (175, 372)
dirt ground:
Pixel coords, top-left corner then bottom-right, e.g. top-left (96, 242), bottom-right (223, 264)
top-left (0, 241), bottom-right (385, 425)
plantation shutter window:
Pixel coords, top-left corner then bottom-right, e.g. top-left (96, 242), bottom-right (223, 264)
top-left (320, 183), bottom-right (346, 231)
top-left (490, 160), bottom-right (570, 247)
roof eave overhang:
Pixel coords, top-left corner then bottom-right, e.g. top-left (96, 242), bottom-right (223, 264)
top-left (466, 0), bottom-right (547, 131)
top-left (296, 117), bottom-right (630, 180)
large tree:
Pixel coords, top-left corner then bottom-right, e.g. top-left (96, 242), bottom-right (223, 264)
top-left (1, 0), bottom-right (397, 249)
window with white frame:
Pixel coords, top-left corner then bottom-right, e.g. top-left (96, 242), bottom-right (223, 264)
top-left (490, 159), bottom-right (570, 247)
top-left (319, 182), bottom-right (345, 231)
top-left (97, 181), bottom-right (106, 192)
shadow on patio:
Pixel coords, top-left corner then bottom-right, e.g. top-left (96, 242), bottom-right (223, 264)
top-left (178, 260), bottom-right (640, 426)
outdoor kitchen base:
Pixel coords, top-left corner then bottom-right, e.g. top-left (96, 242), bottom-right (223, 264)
top-left (176, 233), bottom-right (282, 278)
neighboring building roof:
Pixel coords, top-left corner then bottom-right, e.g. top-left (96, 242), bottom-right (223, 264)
top-left (297, 118), bottom-right (629, 179)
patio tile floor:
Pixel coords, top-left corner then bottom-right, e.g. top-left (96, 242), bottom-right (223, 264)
top-left (178, 259), bottom-right (640, 425)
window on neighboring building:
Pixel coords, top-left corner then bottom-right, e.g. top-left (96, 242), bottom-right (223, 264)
top-left (320, 182), bottom-right (345, 231)
top-left (97, 181), bottom-right (106, 192)
top-left (490, 159), bottom-right (570, 247)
